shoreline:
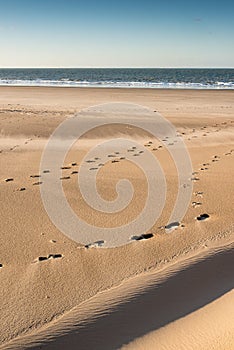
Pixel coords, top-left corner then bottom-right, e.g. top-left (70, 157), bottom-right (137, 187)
top-left (1, 85), bottom-right (234, 91)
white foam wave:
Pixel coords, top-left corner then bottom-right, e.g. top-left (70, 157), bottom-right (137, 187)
top-left (0, 79), bottom-right (233, 89)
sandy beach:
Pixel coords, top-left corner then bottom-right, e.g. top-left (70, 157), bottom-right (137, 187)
top-left (0, 87), bottom-right (233, 349)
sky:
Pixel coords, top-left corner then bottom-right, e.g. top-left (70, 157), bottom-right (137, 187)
top-left (0, 0), bottom-right (233, 68)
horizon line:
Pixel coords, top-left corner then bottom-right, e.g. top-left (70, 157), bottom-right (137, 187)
top-left (0, 67), bottom-right (234, 69)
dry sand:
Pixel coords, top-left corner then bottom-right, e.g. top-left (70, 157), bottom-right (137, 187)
top-left (0, 87), bottom-right (233, 349)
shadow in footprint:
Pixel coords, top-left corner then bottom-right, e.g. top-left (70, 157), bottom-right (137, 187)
top-left (85, 240), bottom-right (105, 248)
top-left (30, 175), bottom-right (41, 178)
top-left (197, 213), bottom-right (210, 221)
top-left (165, 222), bottom-right (180, 231)
top-left (131, 233), bottom-right (154, 241)
top-left (16, 187), bottom-right (26, 192)
top-left (5, 178), bottom-right (14, 182)
top-left (37, 254), bottom-right (63, 262)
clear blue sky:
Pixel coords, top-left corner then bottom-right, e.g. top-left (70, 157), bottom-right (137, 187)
top-left (0, 0), bottom-right (233, 68)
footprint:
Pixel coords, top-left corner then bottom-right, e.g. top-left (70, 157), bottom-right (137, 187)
top-left (36, 254), bottom-right (63, 262)
top-left (51, 254), bottom-right (62, 259)
top-left (195, 191), bottom-right (203, 197)
top-left (30, 175), bottom-right (41, 178)
top-left (37, 256), bottom-right (48, 262)
top-left (60, 176), bottom-right (70, 180)
top-left (61, 166), bottom-right (71, 170)
top-left (165, 222), bottom-right (180, 231)
top-left (131, 233), bottom-right (154, 241)
top-left (16, 187), bottom-right (26, 192)
top-left (192, 201), bottom-right (202, 207)
top-left (89, 167), bottom-right (98, 171)
top-left (196, 213), bottom-right (210, 221)
top-left (43, 170), bottom-right (50, 174)
top-left (71, 162), bottom-right (77, 166)
top-left (71, 171), bottom-right (78, 174)
top-left (33, 181), bottom-right (42, 185)
top-left (111, 159), bottom-right (119, 163)
top-left (191, 177), bottom-right (200, 181)
top-left (85, 240), bottom-right (105, 248)
top-left (86, 160), bottom-right (95, 163)
top-left (5, 178), bottom-right (14, 182)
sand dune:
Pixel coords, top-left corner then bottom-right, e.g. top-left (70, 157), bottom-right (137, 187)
top-left (2, 241), bottom-right (233, 349)
top-left (0, 87), bottom-right (233, 349)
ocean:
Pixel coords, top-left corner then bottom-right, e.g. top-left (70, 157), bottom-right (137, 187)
top-left (0, 68), bottom-right (233, 89)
